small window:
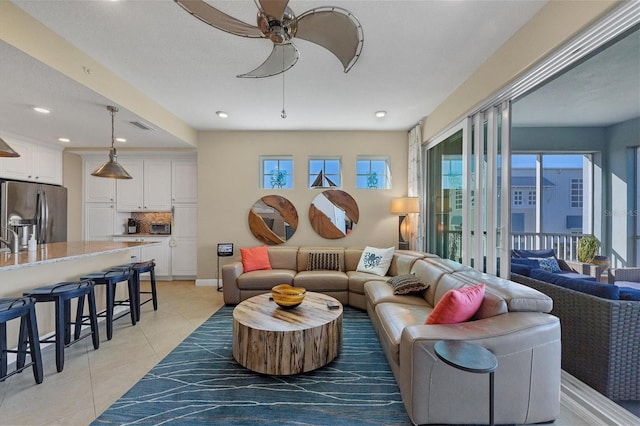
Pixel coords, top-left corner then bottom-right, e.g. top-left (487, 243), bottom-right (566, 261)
top-left (309, 158), bottom-right (341, 188)
top-left (454, 189), bottom-right (463, 210)
top-left (566, 215), bottom-right (582, 230)
top-left (571, 178), bottom-right (583, 208)
top-left (527, 190), bottom-right (536, 206)
top-left (261, 156), bottom-right (293, 189)
top-left (513, 190), bottom-right (523, 206)
top-left (356, 157), bottom-right (390, 189)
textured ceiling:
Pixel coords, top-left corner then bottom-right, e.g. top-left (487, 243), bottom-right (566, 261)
top-left (0, 1), bottom-right (637, 150)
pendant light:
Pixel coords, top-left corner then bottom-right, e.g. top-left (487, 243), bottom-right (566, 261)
top-left (0, 137), bottom-right (20, 157)
top-left (91, 105), bottom-right (132, 179)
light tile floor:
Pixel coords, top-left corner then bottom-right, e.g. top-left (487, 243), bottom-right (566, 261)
top-left (0, 280), bottom-right (637, 425)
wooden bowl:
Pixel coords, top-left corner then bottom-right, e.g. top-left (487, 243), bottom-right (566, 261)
top-left (271, 284), bottom-right (306, 309)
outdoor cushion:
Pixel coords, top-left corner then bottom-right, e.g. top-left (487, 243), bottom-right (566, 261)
top-left (530, 268), bottom-right (619, 300)
top-left (618, 287), bottom-right (640, 301)
top-left (511, 249), bottom-right (557, 260)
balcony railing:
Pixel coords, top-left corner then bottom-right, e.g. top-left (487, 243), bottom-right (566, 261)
top-left (440, 231), bottom-right (588, 263)
top-left (511, 232), bottom-right (586, 261)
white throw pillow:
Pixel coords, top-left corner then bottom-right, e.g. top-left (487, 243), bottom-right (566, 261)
top-left (356, 246), bottom-right (395, 276)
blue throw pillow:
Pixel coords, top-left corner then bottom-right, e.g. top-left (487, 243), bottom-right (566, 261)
top-left (535, 257), bottom-right (562, 273)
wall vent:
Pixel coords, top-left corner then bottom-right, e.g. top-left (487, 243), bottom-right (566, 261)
top-left (129, 121), bottom-right (154, 131)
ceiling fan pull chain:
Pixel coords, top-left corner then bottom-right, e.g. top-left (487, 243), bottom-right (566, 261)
top-left (281, 50), bottom-right (287, 119)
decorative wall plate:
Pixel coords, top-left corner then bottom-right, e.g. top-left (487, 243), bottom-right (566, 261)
top-left (249, 195), bottom-right (298, 244)
top-left (309, 190), bottom-right (359, 239)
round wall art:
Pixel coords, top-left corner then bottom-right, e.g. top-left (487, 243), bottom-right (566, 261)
top-left (308, 190), bottom-right (359, 239)
top-left (248, 195), bottom-right (298, 245)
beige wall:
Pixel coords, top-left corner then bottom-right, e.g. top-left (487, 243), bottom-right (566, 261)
top-left (63, 151), bottom-right (83, 242)
top-left (421, 0), bottom-right (619, 141)
top-left (197, 131), bottom-right (408, 279)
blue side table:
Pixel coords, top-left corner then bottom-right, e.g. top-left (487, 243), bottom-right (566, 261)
top-left (434, 340), bottom-right (498, 426)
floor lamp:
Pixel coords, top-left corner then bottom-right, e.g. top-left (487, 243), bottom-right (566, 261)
top-left (390, 197), bottom-right (419, 250)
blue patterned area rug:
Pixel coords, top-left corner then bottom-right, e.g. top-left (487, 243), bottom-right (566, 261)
top-left (92, 306), bottom-right (411, 425)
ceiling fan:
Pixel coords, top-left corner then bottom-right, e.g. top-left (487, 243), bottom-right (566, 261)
top-left (175, 0), bottom-right (364, 78)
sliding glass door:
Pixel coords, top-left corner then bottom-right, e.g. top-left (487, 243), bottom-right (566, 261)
top-left (424, 103), bottom-right (511, 276)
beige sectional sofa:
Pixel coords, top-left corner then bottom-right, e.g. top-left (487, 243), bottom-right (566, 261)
top-left (222, 246), bottom-right (431, 309)
top-left (222, 246), bottom-right (561, 425)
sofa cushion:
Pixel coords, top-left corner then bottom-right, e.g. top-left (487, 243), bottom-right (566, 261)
top-left (294, 270), bottom-right (348, 291)
top-left (346, 271), bottom-right (383, 295)
top-left (236, 269), bottom-right (296, 289)
top-left (240, 246), bottom-right (271, 272)
top-left (529, 268), bottom-right (620, 300)
top-left (388, 274), bottom-right (429, 295)
top-left (364, 280), bottom-right (430, 308)
top-left (307, 252), bottom-right (341, 271)
top-left (619, 287), bottom-right (640, 301)
top-left (266, 246), bottom-right (299, 270)
top-left (453, 270), bottom-right (553, 313)
top-left (375, 302), bottom-right (431, 365)
top-left (388, 251), bottom-right (425, 276)
top-left (556, 271), bottom-right (596, 281)
top-left (512, 249), bottom-right (557, 260)
top-left (511, 263), bottom-right (534, 276)
top-left (356, 246), bottom-right (395, 276)
top-left (473, 291), bottom-right (509, 319)
top-left (511, 258), bottom-right (541, 268)
top-left (426, 284), bottom-right (485, 324)
top-left (411, 259), bottom-right (449, 306)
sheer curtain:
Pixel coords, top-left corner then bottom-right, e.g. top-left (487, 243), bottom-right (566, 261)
top-left (408, 124), bottom-right (424, 251)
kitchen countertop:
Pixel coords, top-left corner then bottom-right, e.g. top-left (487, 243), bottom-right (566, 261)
top-left (0, 241), bottom-right (155, 271)
top-left (113, 234), bottom-right (172, 237)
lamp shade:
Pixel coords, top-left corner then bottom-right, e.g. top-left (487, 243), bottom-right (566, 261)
top-left (0, 137), bottom-right (20, 157)
top-left (91, 148), bottom-right (132, 179)
top-left (390, 197), bottom-right (419, 214)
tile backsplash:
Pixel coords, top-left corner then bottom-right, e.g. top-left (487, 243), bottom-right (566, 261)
top-left (131, 212), bottom-right (171, 234)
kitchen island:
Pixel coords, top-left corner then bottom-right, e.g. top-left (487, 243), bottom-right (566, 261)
top-left (0, 241), bottom-right (156, 346)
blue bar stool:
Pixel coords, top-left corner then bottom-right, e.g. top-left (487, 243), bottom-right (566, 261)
top-left (23, 280), bottom-right (99, 372)
top-left (112, 260), bottom-right (158, 320)
top-left (80, 268), bottom-right (136, 340)
top-left (0, 297), bottom-right (43, 384)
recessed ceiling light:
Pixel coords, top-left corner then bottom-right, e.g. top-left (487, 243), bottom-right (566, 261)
top-left (375, 111), bottom-right (387, 118)
top-left (33, 106), bottom-right (51, 114)
top-left (216, 111), bottom-right (229, 118)
top-left (58, 138), bottom-right (70, 143)
top-left (116, 137), bottom-right (127, 143)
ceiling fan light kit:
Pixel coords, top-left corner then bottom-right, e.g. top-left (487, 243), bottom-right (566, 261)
top-left (175, 0), bottom-right (364, 78)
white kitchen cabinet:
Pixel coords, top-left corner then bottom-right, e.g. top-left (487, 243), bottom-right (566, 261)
top-left (170, 204), bottom-right (197, 276)
top-left (113, 236), bottom-right (171, 277)
top-left (116, 159), bottom-right (172, 212)
top-left (171, 159), bottom-right (198, 204)
top-left (0, 139), bottom-right (62, 184)
top-left (85, 203), bottom-right (116, 241)
top-left (84, 158), bottom-right (116, 203)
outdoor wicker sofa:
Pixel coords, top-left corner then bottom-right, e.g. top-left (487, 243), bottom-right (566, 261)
top-left (511, 272), bottom-right (640, 401)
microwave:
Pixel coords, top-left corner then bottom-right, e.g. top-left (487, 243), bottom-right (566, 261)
top-left (150, 223), bottom-right (171, 234)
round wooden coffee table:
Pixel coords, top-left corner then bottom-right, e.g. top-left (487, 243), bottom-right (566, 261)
top-left (232, 292), bottom-right (343, 375)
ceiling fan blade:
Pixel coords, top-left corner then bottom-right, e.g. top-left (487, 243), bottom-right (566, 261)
top-left (257, 0), bottom-right (290, 19)
top-left (237, 42), bottom-right (299, 78)
top-left (175, 0), bottom-right (263, 38)
top-left (296, 7), bottom-right (364, 73)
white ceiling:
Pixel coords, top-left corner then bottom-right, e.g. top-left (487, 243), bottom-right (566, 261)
top-left (0, 1), bottom-right (636, 151)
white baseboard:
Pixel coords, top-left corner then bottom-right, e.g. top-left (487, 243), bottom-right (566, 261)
top-left (196, 278), bottom-right (220, 287)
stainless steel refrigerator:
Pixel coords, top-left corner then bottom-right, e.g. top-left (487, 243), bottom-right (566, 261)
top-left (1, 179), bottom-right (67, 247)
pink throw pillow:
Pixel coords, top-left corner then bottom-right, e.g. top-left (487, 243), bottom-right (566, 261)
top-left (426, 284), bottom-right (485, 324)
top-left (240, 246), bottom-right (272, 272)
